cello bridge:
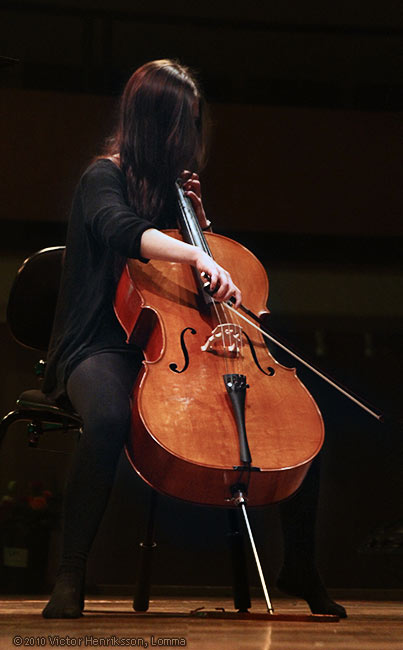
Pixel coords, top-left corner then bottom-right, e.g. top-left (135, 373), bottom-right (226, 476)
top-left (201, 323), bottom-right (243, 357)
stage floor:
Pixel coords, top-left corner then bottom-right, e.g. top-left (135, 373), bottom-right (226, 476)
top-left (1, 596), bottom-right (402, 649)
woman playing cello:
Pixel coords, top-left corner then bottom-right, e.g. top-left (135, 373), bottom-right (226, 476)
top-left (42, 59), bottom-right (346, 618)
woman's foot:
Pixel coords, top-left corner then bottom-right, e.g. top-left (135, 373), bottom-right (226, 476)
top-left (42, 572), bottom-right (85, 619)
top-left (277, 565), bottom-right (347, 618)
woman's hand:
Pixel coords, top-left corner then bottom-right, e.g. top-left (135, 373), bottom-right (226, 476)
top-left (181, 171), bottom-right (211, 230)
top-left (193, 249), bottom-right (242, 308)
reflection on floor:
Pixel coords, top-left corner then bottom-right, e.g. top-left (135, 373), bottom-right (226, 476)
top-left (1, 596), bottom-right (402, 650)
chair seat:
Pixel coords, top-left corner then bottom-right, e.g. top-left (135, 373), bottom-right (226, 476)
top-left (17, 389), bottom-right (80, 420)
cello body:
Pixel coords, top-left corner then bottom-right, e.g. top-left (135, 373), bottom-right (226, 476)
top-left (115, 231), bottom-right (324, 507)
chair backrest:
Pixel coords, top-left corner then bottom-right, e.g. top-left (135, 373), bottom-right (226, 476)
top-left (7, 246), bottom-right (65, 351)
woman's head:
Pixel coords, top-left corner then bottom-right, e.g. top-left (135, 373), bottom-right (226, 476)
top-left (108, 59), bottom-right (209, 221)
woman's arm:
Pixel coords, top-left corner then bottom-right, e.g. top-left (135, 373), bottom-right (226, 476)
top-left (83, 161), bottom-right (240, 305)
top-left (140, 228), bottom-right (241, 307)
top-left (82, 160), bottom-right (155, 260)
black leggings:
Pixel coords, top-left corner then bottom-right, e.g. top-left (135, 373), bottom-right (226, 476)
top-left (59, 348), bottom-right (320, 576)
top-left (59, 350), bottom-right (142, 574)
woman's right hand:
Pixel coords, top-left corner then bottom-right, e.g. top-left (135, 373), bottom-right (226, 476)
top-left (193, 249), bottom-right (242, 308)
top-left (140, 229), bottom-right (241, 307)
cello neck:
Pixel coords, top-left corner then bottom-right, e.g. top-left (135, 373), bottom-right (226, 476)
top-left (175, 180), bottom-right (212, 256)
top-left (175, 179), bottom-right (214, 306)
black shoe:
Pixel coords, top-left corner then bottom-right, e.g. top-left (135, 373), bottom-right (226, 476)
top-left (42, 573), bottom-right (84, 619)
top-left (277, 566), bottom-right (347, 618)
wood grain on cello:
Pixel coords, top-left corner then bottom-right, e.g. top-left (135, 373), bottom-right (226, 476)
top-left (115, 212), bottom-right (324, 507)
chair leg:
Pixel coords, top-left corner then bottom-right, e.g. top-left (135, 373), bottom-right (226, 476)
top-left (0, 410), bottom-right (26, 448)
top-left (227, 509), bottom-right (251, 612)
top-left (133, 489), bottom-right (158, 612)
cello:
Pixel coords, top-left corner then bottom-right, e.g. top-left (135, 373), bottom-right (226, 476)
top-left (114, 180), bottom-right (325, 509)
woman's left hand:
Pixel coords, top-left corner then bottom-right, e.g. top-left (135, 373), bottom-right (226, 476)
top-left (181, 171), bottom-right (211, 230)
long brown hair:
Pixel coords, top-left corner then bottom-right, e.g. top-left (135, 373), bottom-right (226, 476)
top-left (105, 59), bottom-right (209, 224)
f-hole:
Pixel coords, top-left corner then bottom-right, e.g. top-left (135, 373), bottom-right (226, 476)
top-left (169, 327), bottom-right (197, 373)
top-left (242, 331), bottom-right (275, 376)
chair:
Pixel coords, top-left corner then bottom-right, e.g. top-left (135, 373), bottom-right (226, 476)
top-left (0, 247), bottom-right (252, 612)
top-left (0, 247), bottom-right (82, 448)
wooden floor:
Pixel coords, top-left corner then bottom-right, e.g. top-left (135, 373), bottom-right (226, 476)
top-left (1, 596), bottom-right (402, 649)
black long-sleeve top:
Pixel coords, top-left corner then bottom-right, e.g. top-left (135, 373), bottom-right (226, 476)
top-left (43, 158), bottom-right (177, 402)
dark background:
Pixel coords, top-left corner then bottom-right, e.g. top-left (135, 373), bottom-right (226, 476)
top-left (0, 1), bottom-right (402, 595)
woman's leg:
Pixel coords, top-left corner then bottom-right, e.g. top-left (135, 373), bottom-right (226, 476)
top-left (42, 350), bottom-right (142, 618)
top-left (277, 456), bottom-right (347, 617)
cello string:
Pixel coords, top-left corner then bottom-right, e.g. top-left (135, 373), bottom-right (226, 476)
top-left (176, 181), bottom-right (233, 373)
top-left (227, 298), bottom-right (247, 372)
top-left (216, 300), bottom-right (242, 375)
top-left (215, 280), bottom-right (246, 374)
top-left (180, 224), bottom-right (232, 374)
top-left (214, 302), bottom-right (232, 375)
top-left (215, 298), bottom-right (243, 375)
top-left (210, 300), bottom-right (231, 376)
top-left (225, 297), bottom-right (244, 370)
